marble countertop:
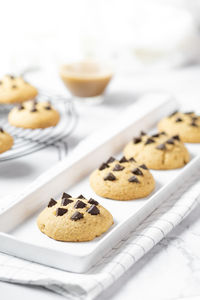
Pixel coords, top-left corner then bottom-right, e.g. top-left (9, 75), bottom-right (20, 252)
top-left (1, 65), bottom-right (200, 300)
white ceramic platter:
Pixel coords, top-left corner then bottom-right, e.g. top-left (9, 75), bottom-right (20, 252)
top-left (0, 93), bottom-right (199, 273)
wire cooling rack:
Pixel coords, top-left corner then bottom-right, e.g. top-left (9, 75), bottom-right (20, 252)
top-left (0, 91), bottom-right (78, 162)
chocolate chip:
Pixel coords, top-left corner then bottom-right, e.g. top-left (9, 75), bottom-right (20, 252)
top-left (87, 205), bottom-right (100, 215)
top-left (74, 200), bottom-right (86, 209)
top-left (56, 207), bottom-right (68, 216)
top-left (140, 131), bottom-right (146, 136)
top-left (61, 198), bottom-right (73, 206)
top-left (190, 122), bottom-right (198, 127)
top-left (12, 85), bottom-right (17, 89)
top-left (133, 137), bottom-right (142, 144)
top-left (119, 156), bottom-right (128, 163)
top-left (44, 101), bottom-right (51, 110)
top-left (44, 102), bottom-right (51, 110)
top-left (18, 104), bottom-right (24, 110)
top-left (88, 198), bottom-right (99, 205)
top-left (169, 110), bottom-right (178, 117)
top-left (156, 143), bottom-right (166, 150)
top-left (129, 157), bottom-right (136, 162)
top-left (172, 135), bottom-right (180, 141)
top-left (151, 133), bottom-right (160, 138)
top-left (113, 164), bottom-right (125, 171)
top-left (30, 106), bottom-right (37, 112)
top-left (71, 211), bottom-right (84, 221)
top-left (145, 138), bottom-right (155, 145)
top-left (166, 138), bottom-right (174, 145)
top-left (191, 116), bottom-right (198, 121)
top-left (132, 168), bottom-right (143, 176)
top-left (8, 75), bottom-right (15, 79)
top-left (77, 194), bottom-right (86, 199)
top-left (0, 81), bottom-right (2, 85)
top-left (184, 111), bottom-right (194, 115)
top-left (106, 157), bottom-right (115, 164)
top-left (139, 164), bottom-right (148, 170)
top-left (99, 163), bottom-right (109, 171)
top-left (128, 176), bottom-right (140, 183)
top-left (104, 172), bottom-right (116, 181)
top-left (160, 131), bottom-right (166, 135)
top-left (48, 198), bottom-right (57, 207)
top-left (0, 127), bottom-right (4, 133)
top-left (62, 192), bottom-right (72, 199)
top-left (175, 118), bottom-right (183, 122)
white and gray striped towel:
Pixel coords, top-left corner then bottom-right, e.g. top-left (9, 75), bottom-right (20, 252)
top-left (0, 166), bottom-right (199, 299)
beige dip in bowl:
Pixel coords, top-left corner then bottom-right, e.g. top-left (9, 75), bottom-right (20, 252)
top-left (60, 61), bottom-right (113, 98)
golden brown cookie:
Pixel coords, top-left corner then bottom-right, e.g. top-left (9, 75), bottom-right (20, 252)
top-left (0, 75), bottom-right (38, 104)
top-left (0, 127), bottom-right (14, 154)
top-left (37, 194), bottom-right (113, 242)
top-left (90, 156), bottom-right (155, 200)
top-left (123, 131), bottom-right (189, 170)
top-left (158, 111), bottom-right (200, 143)
top-left (8, 100), bottom-right (60, 129)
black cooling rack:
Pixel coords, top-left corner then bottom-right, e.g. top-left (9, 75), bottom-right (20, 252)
top-left (0, 91), bottom-right (78, 162)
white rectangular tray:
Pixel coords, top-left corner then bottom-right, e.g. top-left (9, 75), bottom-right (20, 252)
top-left (0, 93), bottom-right (200, 273)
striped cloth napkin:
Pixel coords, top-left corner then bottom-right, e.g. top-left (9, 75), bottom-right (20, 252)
top-left (0, 166), bottom-right (199, 299)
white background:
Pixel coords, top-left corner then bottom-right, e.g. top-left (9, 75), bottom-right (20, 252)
top-left (1, 0), bottom-right (200, 74)
top-left (1, 0), bottom-right (200, 299)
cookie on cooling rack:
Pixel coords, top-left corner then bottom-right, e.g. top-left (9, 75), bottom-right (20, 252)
top-left (123, 131), bottom-right (189, 170)
top-left (8, 99), bottom-right (60, 129)
top-left (89, 156), bottom-right (155, 200)
top-left (157, 111), bottom-right (200, 143)
top-left (0, 74), bottom-right (38, 104)
top-left (37, 193), bottom-right (113, 242)
top-left (0, 127), bottom-right (13, 154)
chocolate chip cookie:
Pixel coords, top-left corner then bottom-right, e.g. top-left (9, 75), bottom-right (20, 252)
top-left (123, 131), bottom-right (189, 170)
top-left (158, 111), bottom-right (200, 143)
top-left (37, 193), bottom-right (113, 242)
top-left (0, 127), bottom-right (14, 154)
top-left (8, 100), bottom-right (60, 129)
top-left (90, 156), bottom-right (155, 200)
top-left (0, 75), bottom-right (38, 104)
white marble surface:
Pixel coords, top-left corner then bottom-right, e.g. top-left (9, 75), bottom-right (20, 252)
top-left (1, 66), bottom-right (200, 299)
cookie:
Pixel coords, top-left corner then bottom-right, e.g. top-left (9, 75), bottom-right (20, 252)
top-left (0, 127), bottom-right (14, 154)
top-left (8, 100), bottom-right (60, 129)
top-left (123, 131), bottom-right (189, 170)
top-left (89, 156), bottom-right (155, 200)
top-left (0, 74), bottom-right (38, 104)
top-left (157, 111), bottom-right (200, 143)
top-left (37, 194), bottom-right (113, 242)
